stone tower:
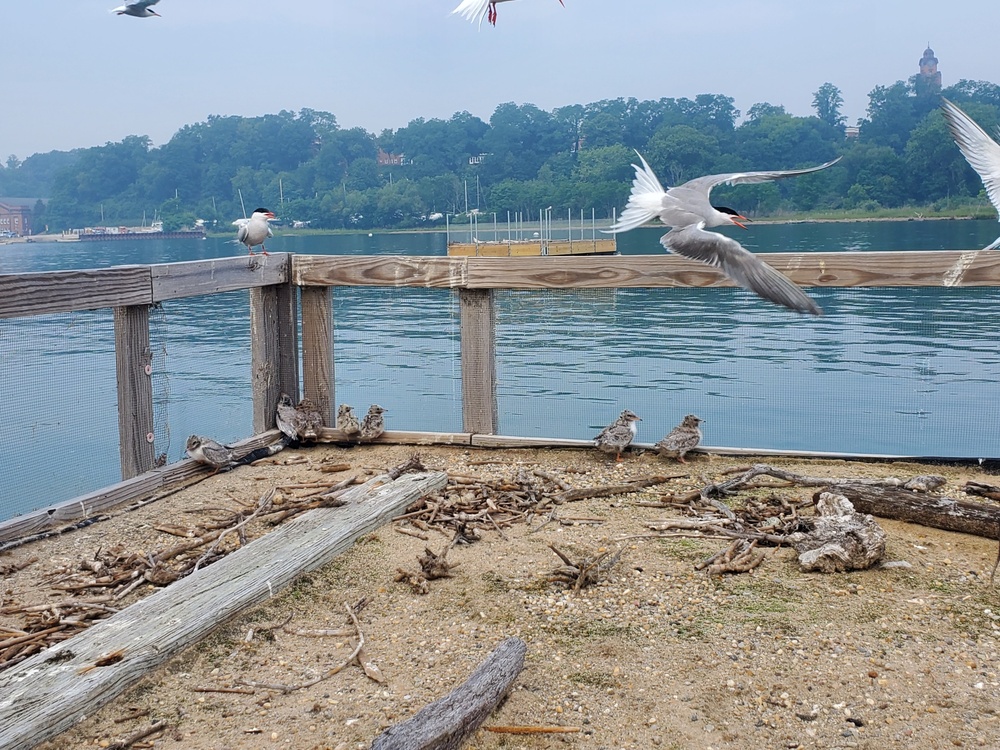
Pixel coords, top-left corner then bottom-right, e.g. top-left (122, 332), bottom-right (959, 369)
top-left (916, 44), bottom-right (942, 95)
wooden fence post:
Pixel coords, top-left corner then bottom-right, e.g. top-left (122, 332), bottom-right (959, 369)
top-left (300, 286), bottom-right (335, 428)
top-left (459, 288), bottom-right (497, 434)
top-left (114, 305), bottom-right (155, 480)
top-left (250, 271), bottom-right (299, 434)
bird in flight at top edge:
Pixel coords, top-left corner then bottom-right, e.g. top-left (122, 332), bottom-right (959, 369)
top-left (111, 0), bottom-right (161, 18)
top-left (453, 0), bottom-right (564, 30)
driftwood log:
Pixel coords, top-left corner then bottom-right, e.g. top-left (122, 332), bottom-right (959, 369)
top-left (0, 471), bottom-right (448, 750)
top-left (790, 492), bottom-right (887, 573)
top-left (370, 637), bottom-right (527, 750)
top-left (830, 484), bottom-right (1000, 540)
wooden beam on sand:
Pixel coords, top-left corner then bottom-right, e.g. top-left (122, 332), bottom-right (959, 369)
top-left (0, 431), bottom-right (284, 546)
top-left (371, 637), bottom-right (527, 750)
top-left (0, 471), bottom-right (448, 750)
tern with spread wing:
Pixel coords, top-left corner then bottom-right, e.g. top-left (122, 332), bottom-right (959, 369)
top-left (941, 98), bottom-right (1000, 250)
top-left (453, 0), bottom-right (563, 29)
top-left (111, 0), bottom-right (161, 17)
top-left (233, 207), bottom-right (275, 256)
top-left (608, 152), bottom-right (841, 315)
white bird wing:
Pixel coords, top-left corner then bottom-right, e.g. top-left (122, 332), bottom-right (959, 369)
top-left (941, 98), bottom-right (1000, 230)
top-left (232, 217), bottom-right (250, 227)
top-left (452, 0), bottom-right (490, 29)
top-left (131, 0), bottom-right (160, 8)
top-left (663, 224), bottom-right (822, 315)
top-left (235, 221), bottom-right (250, 244)
top-left (681, 157), bottom-right (842, 196)
top-left (606, 151), bottom-right (669, 233)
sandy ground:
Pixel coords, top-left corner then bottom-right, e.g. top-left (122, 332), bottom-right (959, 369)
top-left (3, 443), bottom-right (1000, 750)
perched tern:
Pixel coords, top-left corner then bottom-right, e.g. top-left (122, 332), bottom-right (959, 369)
top-left (940, 98), bottom-right (1000, 250)
top-left (453, 0), bottom-right (564, 29)
top-left (233, 207), bottom-right (275, 256)
top-left (608, 151), bottom-right (841, 315)
top-left (111, 0), bottom-right (161, 17)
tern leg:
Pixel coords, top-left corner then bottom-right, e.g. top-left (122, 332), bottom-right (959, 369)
top-left (260, 243), bottom-right (269, 256)
top-left (488, 3), bottom-right (497, 24)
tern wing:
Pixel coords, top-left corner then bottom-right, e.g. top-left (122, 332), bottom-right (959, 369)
top-left (664, 225), bottom-right (822, 315)
top-left (680, 157), bottom-right (842, 195)
top-left (941, 98), bottom-right (1000, 223)
top-left (128, 0), bottom-right (159, 8)
top-left (452, 0), bottom-right (489, 29)
top-left (236, 222), bottom-right (250, 244)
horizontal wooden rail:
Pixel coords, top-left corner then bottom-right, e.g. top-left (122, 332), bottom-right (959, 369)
top-left (0, 255), bottom-right (290, 319)
top-left (292, 251), bottom-right (1000, 290)
top-left (4, 250), bottom-right (999, 321)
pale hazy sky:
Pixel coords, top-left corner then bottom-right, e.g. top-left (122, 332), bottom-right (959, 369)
top-left (2, 1), bottom-right (995, 159)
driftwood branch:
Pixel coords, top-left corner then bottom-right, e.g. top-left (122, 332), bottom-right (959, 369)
top-left (370, 637), bottom-right (527, 750)
top-left (551, 475), bottom-right (684, 505)
top-left (833, 484), bottom-right (1000, 540)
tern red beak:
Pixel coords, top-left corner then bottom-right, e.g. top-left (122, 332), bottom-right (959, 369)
top-left (731, 214), bottom-right (751, 230)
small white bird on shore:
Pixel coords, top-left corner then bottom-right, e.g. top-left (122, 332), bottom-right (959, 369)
top-left (111, 0), bottom-right (161, 18)
top-left (940, 98), bottom-right (1000, 250)
top-left (453, 0), bottom-right (564, 29)
top-left (233, 207), bottom-right (275, 256)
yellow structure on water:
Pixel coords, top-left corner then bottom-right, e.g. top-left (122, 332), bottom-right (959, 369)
top-left (445, 209), bottom-right (618, 257)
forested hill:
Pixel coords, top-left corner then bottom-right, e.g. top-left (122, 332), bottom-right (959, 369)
top-left (3, 79), bottom-right (999, 232)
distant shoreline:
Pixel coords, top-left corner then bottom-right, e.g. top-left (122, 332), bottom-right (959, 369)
top-left (1, 213), bottom-right (989, 245)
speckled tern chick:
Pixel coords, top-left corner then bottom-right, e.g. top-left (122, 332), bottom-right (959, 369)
top-left (594, 409), bottom-right (641, 462)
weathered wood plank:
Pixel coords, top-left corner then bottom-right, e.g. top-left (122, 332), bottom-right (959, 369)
top-left (0, 471), bottom-right (448, 750)
top-left (471, 435), bottom-right (598, 449)
top-left (150, 254), bottom-right (289, 301)
top-left (315, 428), bottom-right (473, 446)
top-left (371, 637), bottom-right (527, 750)
top-left (274, 267), bottom-right (300, 407)
top-left (0, 431), bottom-right (284, 546)
top-left (301, 286), bottom-right (335, 426)
top-left (114, 305), bottom-right (155, 480)
top-left (460, 289), bottom-right (497, 434)
top-left (0, 267), bottom-right (151, 319)
top-left (464, 251), bottom-right (1000, 290)
top-left (250, 286), bottom-right (283, 434)
top-left (293, 255), bottom-right (468, 288)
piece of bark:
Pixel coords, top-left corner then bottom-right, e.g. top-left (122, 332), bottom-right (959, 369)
top-left (833, 483), bottom-right (1000, 540)
top-left (370, 637), bottom-right (526, 750)
top-left (789, 492), bottom-right (886, 573)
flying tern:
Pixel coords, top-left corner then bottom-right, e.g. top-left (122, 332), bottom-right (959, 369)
top-left (111, 0), bottom-right (161, 18)
top-left (453, 0), bottom-right (564, 29)
top-left (940, 98), bottom-right (1000, 250)
top-left (608, 151), bottom-right (842, 315)
top-left (233, 207), bottom-right (275, 256)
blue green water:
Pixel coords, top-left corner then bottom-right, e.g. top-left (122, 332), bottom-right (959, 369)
top-left (1, 218), bottom-right (999, 521)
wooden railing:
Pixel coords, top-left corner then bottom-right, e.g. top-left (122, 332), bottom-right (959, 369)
top-left (3, 248), bottom-right (1000, 498)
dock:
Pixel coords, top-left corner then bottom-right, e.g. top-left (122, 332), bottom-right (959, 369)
top-left (445, 208), bottom-right (618, 257)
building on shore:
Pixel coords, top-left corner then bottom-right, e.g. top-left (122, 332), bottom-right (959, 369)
top-left (0, 198), bottom-right (37, 236)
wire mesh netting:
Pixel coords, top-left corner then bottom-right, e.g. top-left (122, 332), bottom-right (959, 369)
top-left (330, 287), bottom-right (462, 432)
top-left (494, 285), bottom-right (1000, 457)
top-left (4, 276), bottom-right (1000, 526)
top-left (0, 311), bottom-right (119, 520)
top-left (0, 291), bottom-right (256, 524)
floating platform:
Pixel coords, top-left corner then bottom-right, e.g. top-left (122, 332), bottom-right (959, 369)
top-left (77, 229), bottom-right (205, 242)
top-left (447, 237), bottom-right (617, 257)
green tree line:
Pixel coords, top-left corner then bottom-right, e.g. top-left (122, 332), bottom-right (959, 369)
top-left (2, 77), bottom-right (998, 232)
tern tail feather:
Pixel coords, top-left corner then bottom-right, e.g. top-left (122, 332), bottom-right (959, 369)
top-left (606, 151), bottom-right (668, 233)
